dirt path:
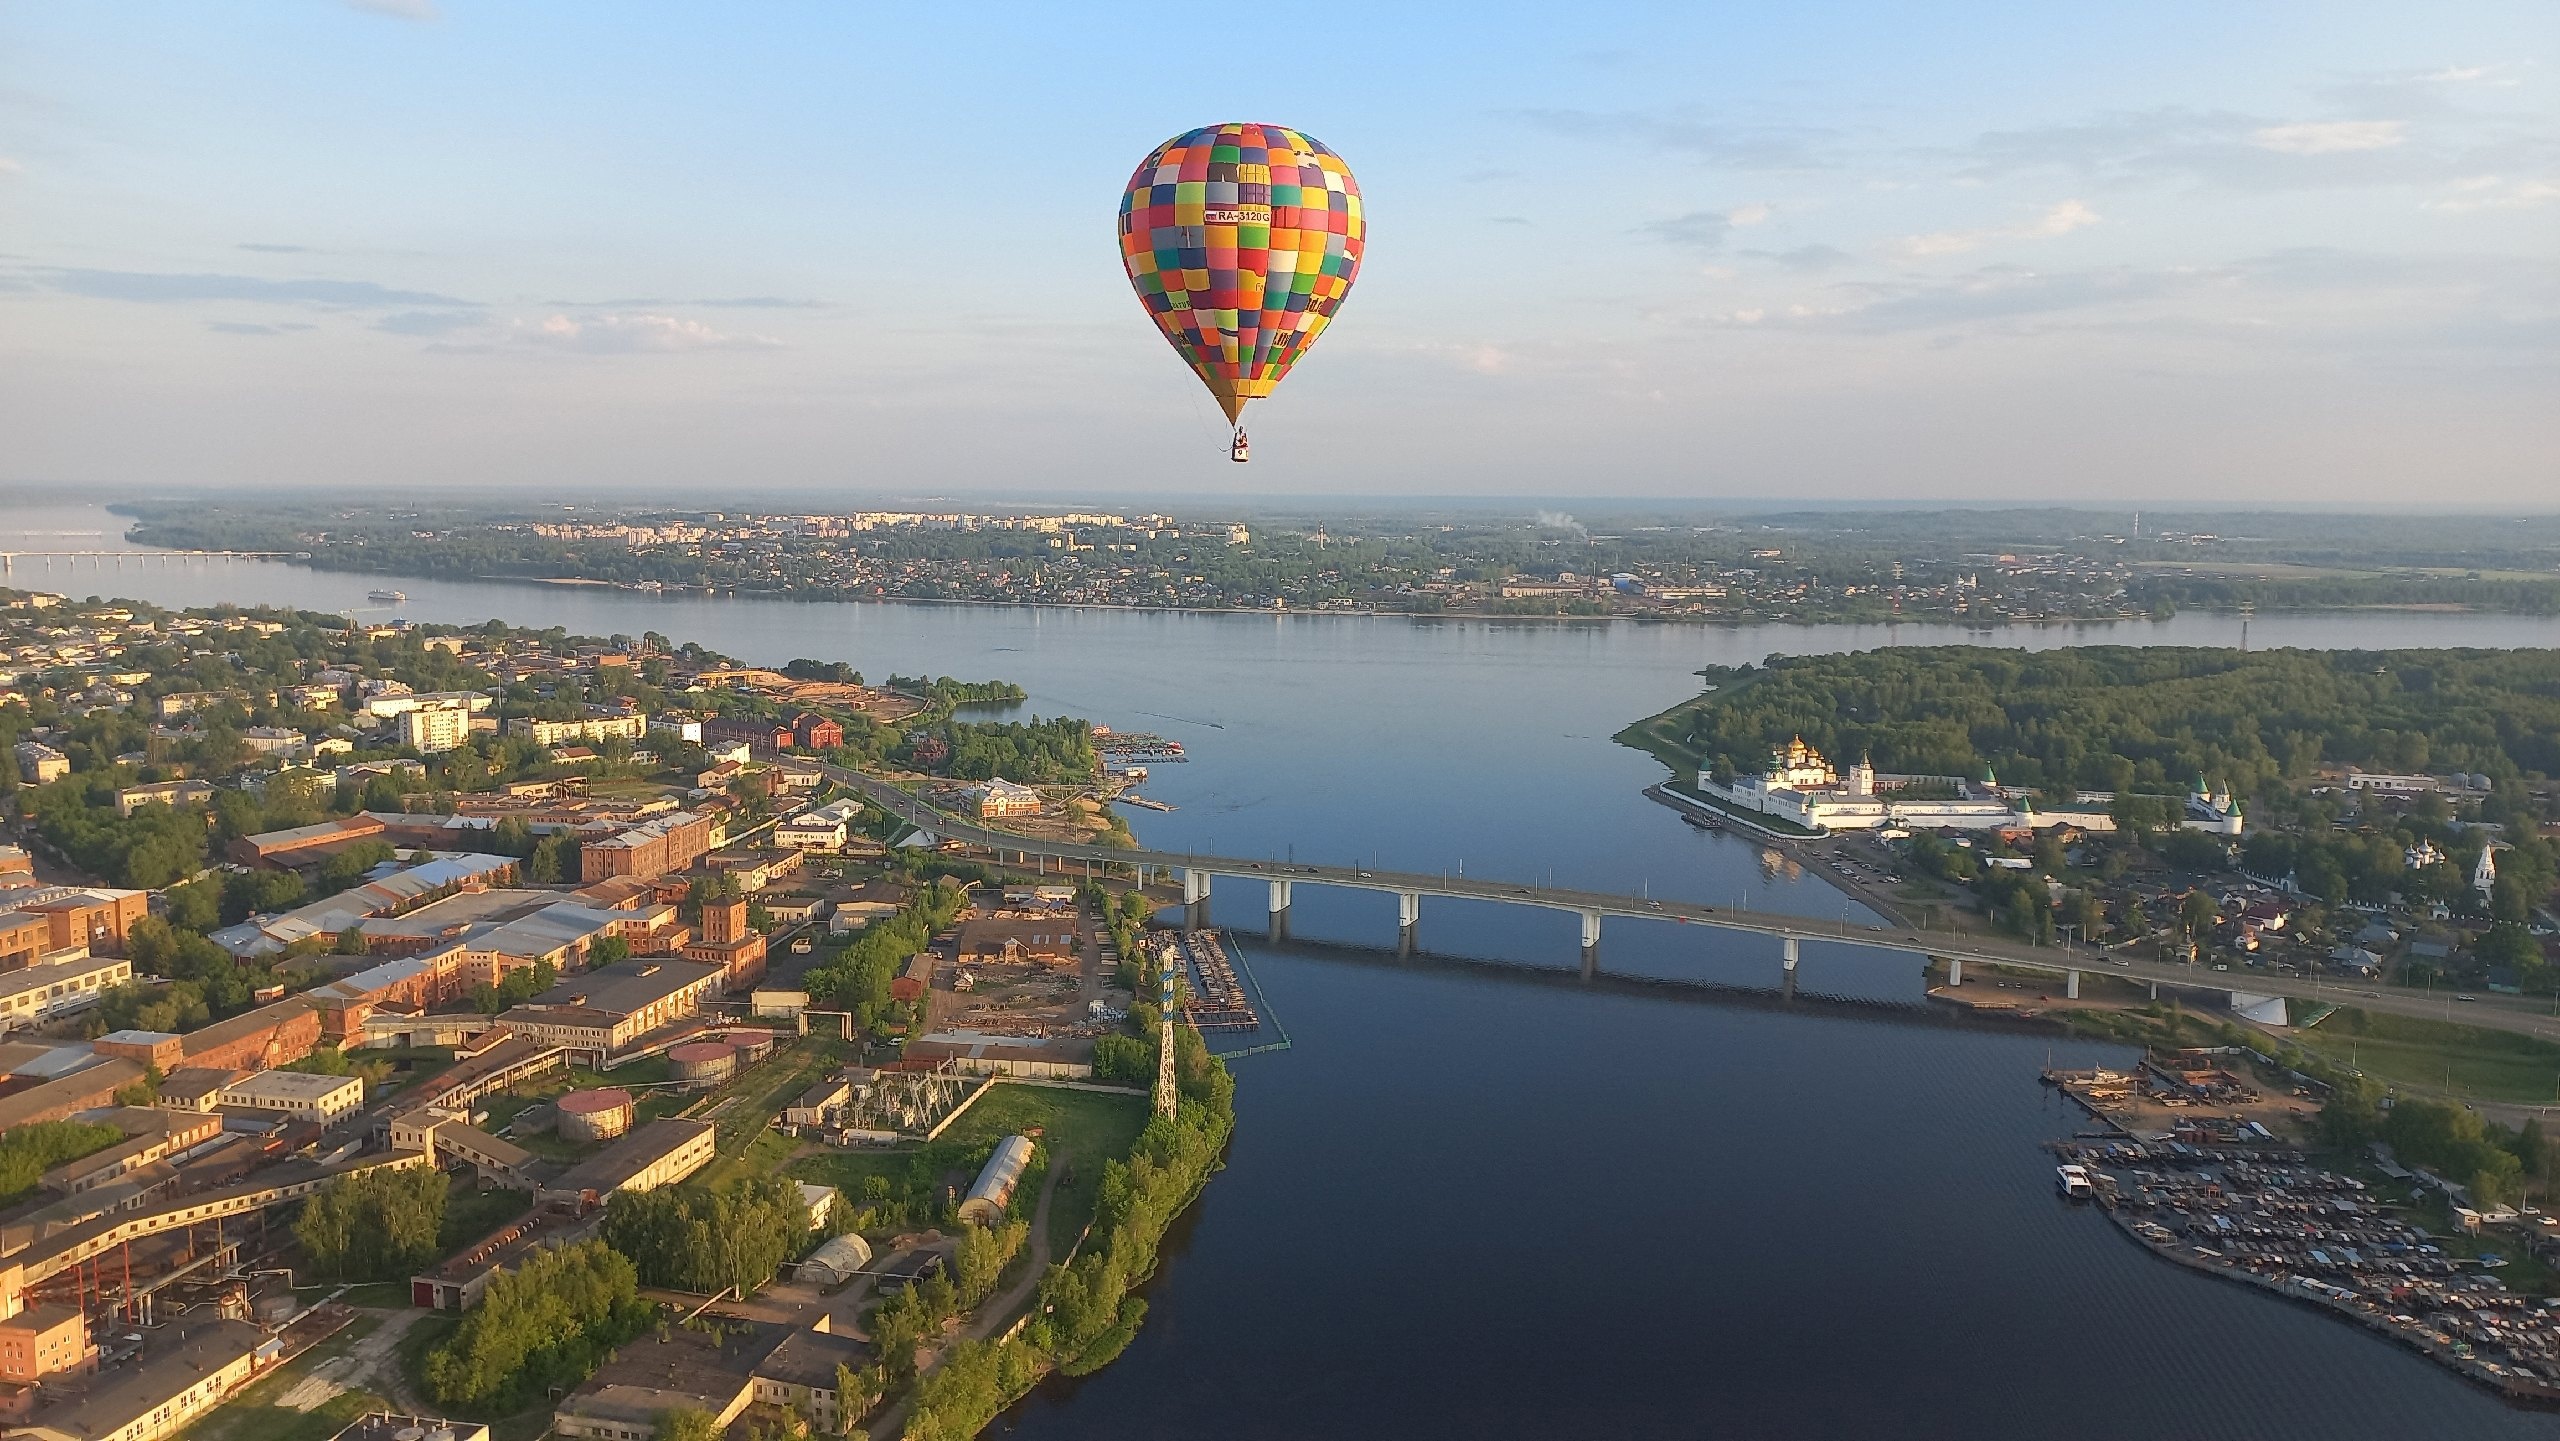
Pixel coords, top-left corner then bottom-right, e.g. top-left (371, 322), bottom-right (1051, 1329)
top-left (963, 1160), bottom-right (1060, 1342)
top-left (276, 1306), bottom-right (428, 1414)
top-left (863, 1163), bottom-right (1062, 1438)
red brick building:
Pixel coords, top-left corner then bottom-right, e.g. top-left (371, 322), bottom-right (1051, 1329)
top-left (579, 811), bottom-right (716, 883)
top-left (789, 713), bottom-right (844, 750)
top-left (703, 717), bottom-right (793, 751)
top-left (225, 814), bottom-right (389, 870)
top-left (679, 897), bottom-right (767, 988)
top-left (95, 997), bottom-right (323, 1072)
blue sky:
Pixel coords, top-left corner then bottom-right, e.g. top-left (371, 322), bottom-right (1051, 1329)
top-left (2, 2), bottom-right (2553, 502)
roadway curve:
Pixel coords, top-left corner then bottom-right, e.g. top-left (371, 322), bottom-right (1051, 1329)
top-left (782, 757), bottom-right (2560, 1046)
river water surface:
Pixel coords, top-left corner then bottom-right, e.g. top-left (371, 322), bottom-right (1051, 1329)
top-left (16, 504), bottom-right (2560, 1438)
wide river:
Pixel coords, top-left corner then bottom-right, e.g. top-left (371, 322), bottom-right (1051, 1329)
top-left (18, 504), bottom-right (2560, 1437)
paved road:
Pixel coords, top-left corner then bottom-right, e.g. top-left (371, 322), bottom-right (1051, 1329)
top-left (783, 756), bottom-right (2560, 1046)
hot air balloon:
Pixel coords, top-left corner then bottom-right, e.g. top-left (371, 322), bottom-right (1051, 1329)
top-left (1117, 123), bottom-right (1364, 462)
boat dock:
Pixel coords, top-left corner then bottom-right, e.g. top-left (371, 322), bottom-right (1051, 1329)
top-left (2045, 1135), bottom-right (2560, 1404)
top-left (1175, 929), bottom-right (1261, 1032)
top-left (1097, 730), bottom-right (1188, 763)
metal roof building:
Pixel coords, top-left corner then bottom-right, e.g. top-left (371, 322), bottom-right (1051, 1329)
top-left (798, 1232), bottom-right (873, 1287)
top-left (957, 1134), bottom-right (1035, 1227)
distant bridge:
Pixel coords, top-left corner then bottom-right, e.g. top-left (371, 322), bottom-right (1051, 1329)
top-left (781, 757), bottom-right (2560, 1045)
top-left (0, 549), bottom-right (308, 570)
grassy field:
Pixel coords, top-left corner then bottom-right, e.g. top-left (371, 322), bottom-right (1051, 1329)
top-left (789, 1084), bottom-right (1149, 1253)
top-left (693, 1036), bottom-right (849, 1188)
top-left (2062, 1001), bottom-right (2251, 1050)
top-left (2288, 1007), bottom-right (2560, 1106)
top-left (469, 1054), bottom-right (685, 1160)
top-left (178, 1318), bottom-right (384, 1441)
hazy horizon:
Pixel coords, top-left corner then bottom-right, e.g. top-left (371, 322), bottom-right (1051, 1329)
top-left (3, 3), bottom-right (2554, 502)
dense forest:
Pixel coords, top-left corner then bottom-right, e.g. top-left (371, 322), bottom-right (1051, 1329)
top-left (1628, 646), bottom-right (2560, 801)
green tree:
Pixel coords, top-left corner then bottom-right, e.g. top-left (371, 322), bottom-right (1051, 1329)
top-left (599, 1174), bottom-right (810, 1295)
top-left (0, 1121), bottom-right (126, 1207)
top-left (951, 1219), bottom-right (1027, 1307)
top-left (424, 1239), bottom-right (654, 1411)
top-left (2179, 890), bottom-right (2219, 949)
top-left (294, 1165), bottom-right (449, 1280)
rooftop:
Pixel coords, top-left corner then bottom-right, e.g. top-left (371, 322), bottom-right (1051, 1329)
top-left (561, 1319), bottom-right (783, 1425)
top-left (222, 1069), bottom-right (362, 1103)
top-left (325, 1413), bottom-right (492, 1441)
top-left (550, 1117), bottom-right (713, 1196)
top-left (15, 1318), bottom-right (264, 1441)
top-left (450, 902), bottom-right (629, 962)
top-left (523, 959), bottom-right (724, 1018)
top-left (359, 887), bottom-right (557, 940)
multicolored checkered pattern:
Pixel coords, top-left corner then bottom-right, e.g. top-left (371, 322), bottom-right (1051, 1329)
top-left (1118, 122), bottom-right (1364, 423)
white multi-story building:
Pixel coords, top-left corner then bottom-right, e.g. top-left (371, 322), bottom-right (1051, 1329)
top-left (398, 704), bottom-right (477, 754)
top-left (774, 798), bottom-right (864, 852)
top-left (0, 955), bottom-right (135, 1028)
top-left (507, 714), bottom-right (649, 746)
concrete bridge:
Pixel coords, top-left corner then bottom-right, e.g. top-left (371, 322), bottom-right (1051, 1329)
top-left (0, 549), bottom-right (308, 572)
top-left (786, 757), bottom-right (2560, 1045)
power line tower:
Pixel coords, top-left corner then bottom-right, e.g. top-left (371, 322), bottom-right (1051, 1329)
top-left (1153, 941), bottom-right (1180, 1118)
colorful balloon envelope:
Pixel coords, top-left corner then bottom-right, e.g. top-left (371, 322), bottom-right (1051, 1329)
top-left (1117, 122), bottom-right (1365, 433)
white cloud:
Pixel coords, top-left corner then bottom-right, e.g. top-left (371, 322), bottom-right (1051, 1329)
top-left (515, 313), bottom-right (781, 354)
top-left (1727, 202), bottom-right (1772, 227)
top-left (344, 0), bottom-right (439, 19)
top-left (2252, 120), bottom-right (2405, 154)
top-left (0, 157), bottom-right (22, 177)
top-left (2425, 175), bottom-right (2560, 212)
top-left (2418, 64), bottom-right (2517, 86)
top-left (1903, 200), bottom-right (2100, 256)
top-left (2023, 199), bottom-right (2101, 237)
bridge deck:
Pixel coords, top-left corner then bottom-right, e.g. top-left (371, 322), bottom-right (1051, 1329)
top-left (786, 756), bottom-right (2560, 1045)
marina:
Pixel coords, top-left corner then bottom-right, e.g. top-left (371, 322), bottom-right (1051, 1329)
top-left (2051, 1134), bottom-right (2560, 1405)
top-left (1094, 728), bottom-right (1188, 763)
top-left (1170, 929), bottom-right (1261, 1033)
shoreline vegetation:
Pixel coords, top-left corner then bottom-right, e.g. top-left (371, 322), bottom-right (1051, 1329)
top-left (1616, 646), bottom-right (2560, 797)
top-left (105, 499), bottom-right (2560, 624)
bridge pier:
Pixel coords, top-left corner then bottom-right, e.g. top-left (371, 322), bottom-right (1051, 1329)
top-left (1396, 890), bottom-right (1419, 955)
top-left (1945, 957), bottom-right (1963, 987)
top-left (2066, 968), bottom-right (2080, 1000)
top-left (1267, 879), bottom-right (1291, 941)
top-left (1781, 933), bottom-right (1799, 999)
top-left (1181, 867), bottom-right (1211, 928)
top-left (1579, 909), bottom-right (1602, 980)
